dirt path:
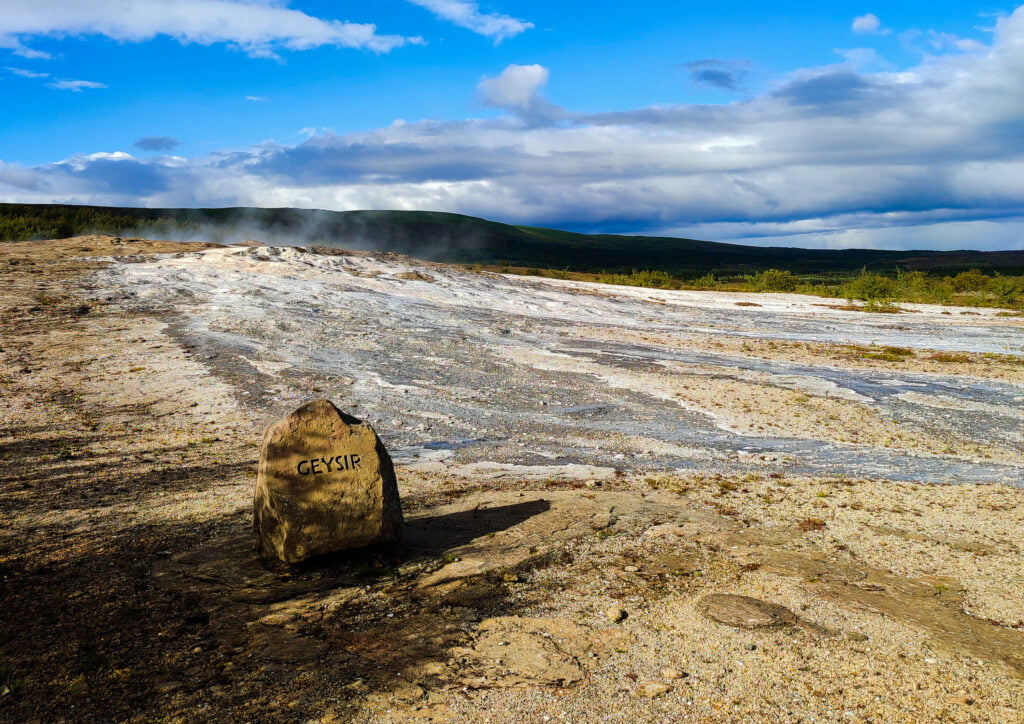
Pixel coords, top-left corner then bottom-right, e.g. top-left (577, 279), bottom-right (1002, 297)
top-left (2, 238), bottom-right (1023, 723)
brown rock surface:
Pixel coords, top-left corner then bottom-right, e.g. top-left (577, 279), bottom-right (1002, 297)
top-left (253, 399), bottom-right (402, 563)
top-left (696, 593), bottom-right (798, 629)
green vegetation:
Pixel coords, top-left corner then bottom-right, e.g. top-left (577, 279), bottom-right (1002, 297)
top-left (750, 268), bottom-right (800, 292)
top-left (586, 267), bottom-right (1024, 311)
top-left (6, 203), bottom-right (1024, 309)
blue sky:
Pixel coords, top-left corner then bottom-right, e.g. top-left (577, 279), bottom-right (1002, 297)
top-left (2, 1), bottom-right (1024, 250)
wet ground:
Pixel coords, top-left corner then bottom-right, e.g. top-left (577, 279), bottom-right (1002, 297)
top-left (94, 244), bottom-right (1024, 487)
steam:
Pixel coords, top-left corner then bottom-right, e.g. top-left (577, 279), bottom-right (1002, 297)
top-left (111, 207), bottom-right (495, 262)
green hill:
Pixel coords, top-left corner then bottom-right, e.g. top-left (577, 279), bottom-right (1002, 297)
top-left (3, 202), bottom-right (1023, 277)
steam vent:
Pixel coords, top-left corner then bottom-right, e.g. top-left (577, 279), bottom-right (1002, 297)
top-left (253, 399), bottom-right (402, 563)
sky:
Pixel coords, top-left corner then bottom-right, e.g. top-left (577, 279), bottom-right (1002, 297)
top-left (2, 1), bottom-right (1024, 250)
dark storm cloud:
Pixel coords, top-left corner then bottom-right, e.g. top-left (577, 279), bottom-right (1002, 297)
top-left (682, 59), bottom-right (750, 91)
top-left (134, 136), bottom-right (182, 152)
top-left (771, 69), bottom-right (902, 115)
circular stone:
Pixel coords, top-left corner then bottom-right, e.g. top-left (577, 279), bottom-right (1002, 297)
top-left (696, 594), bottom-right (798, 629)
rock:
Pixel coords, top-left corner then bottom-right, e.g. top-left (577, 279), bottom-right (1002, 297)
top-left (67, 675), bottom-right (89, 697)
top-left (391, 683), bottom-right (426, 703)
top-left (154, 680), bottom-right (183, 694)
top-left (469, 618), bottom-right (587, 686)
top-left (696, 594), bottom-right (798, 629)
top-left (394, 271), bottom-right (435, 282)
top-left (253, 399), bottom-right (402, 563)
top-left (605, 606), bottom-right (628, 623)
top-left (661, 667), bottom-right (686, 680)
top-left (638, 681), bottom-right (672, 698)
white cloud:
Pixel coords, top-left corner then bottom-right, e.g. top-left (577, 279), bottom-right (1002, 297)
top-left (852, 13), bottom-right (889, 35)
top-left (477, 64), bottom-right (563, 124)
top-left (927, 30), bottom-right (987, 53)
top-left (404, 0), bottom-right (532, 42)
top-left (245, 95), bottom-right (269, 102)
top-left (0, 0), bottom-right (420, 59)
top-left (0, 36), bottom-right (50, 59)
top-left (478, 63), bottom-right (546, 108)
top-left (48, 78), bottom-right (107, 91)
top-left (834, 47), bottom-right (891, 70)
top-left (7, 66), bottom-right (49, 78)
top-left (4, 8), bottom-right (1024, 251)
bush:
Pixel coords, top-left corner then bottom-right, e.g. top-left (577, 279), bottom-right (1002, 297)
top-left (749, 269), bottom-right (799, 292)
top-left (948, 269), bottom-right (990, 293)
top-left (988, 275), bottom-right (1023, 305)
top-left (598, 269), bottom-right (680, 289)
top-left (842, 270), bottom-right (898, 303)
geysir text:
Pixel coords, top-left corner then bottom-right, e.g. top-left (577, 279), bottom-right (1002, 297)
top-left (297, 454), bottom-right (362, 475)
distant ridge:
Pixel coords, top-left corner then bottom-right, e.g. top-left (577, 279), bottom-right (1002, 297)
top-left (3, 202), bottom-right (1024, 277)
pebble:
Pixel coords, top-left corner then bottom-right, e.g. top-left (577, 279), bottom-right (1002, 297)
top-left (605, 606), bottom-right (628, 623)
top-left (624, 565), bottom-right (640, 573)
top-left (638, 681), bottom-right (672, 698)
top-left (661, 668), bottom-right (686, 680)
top-left (154, 680), bottom-right (183, 694)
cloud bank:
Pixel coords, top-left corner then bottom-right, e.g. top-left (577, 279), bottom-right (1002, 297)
top-left (4, 7), bottom-right (1024, 250)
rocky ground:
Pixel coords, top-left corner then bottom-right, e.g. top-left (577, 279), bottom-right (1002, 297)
top-left (1, 236), bottom-right (1023, 723)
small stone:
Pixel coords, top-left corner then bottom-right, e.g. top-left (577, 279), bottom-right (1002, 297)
top-left (605, 606), bottom-right (628, 623)
top-left (67, 676), bottom-right (89, 697)
top-left (623, 565), bottom-right (640, 573)
top-left (696, 594), bottom-right (798, 629)
top-left (638, 681), bottom-right (672, 698)
top-left (154, 680), bottom-right (183, 694)
top-left (661, 667), bottom-right (686, 680)
top-left (847, 632), bottom-right (869, 642)
top-left (392, 683), bottom-right (425, 703)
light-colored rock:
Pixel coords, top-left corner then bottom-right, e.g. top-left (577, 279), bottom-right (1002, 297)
top-left (638, 681), bottom-right (672, 698)
top-left (605, 606), bottom-right (628, 623)
top-left (696, 594), bottom-right (798, 629)
top-left (467, 617), bottom-right (597, 687)
top-left (253, 399), bottom-right (402, 563)
top-left (661, 667), bottom-right (685, 680)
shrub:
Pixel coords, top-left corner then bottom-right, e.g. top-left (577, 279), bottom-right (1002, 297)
top-left (948, 269), bottom-right (991, 293)
top-left (842, 270), bottom-right (898, 303)
top-left (599, 269), bottom-right (679, 289)
top-left (989, 275), bottom-right (1023, 305)
top-left (749, 268), bottom-right (799, 292)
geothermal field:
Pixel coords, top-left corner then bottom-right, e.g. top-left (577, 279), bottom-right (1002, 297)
top-left (2, 237), bottom-right (1024, 722)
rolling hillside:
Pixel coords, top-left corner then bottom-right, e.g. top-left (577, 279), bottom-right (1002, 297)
top-left (3, 202), bottom-right (1023, 277)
